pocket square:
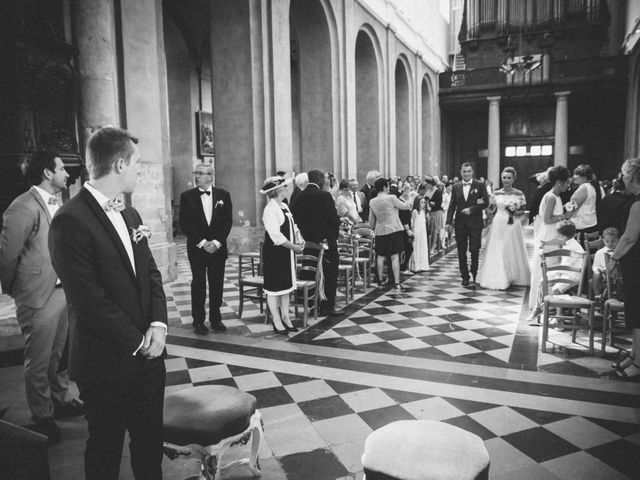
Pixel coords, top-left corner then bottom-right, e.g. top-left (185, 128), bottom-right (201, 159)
top-left (476, 199), bottom-right (484, 204)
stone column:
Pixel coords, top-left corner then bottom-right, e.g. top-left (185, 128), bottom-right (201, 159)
top-left (487, 96), bottom-right (501, 186)
top-left (554, 91), bottom-right (570, 167)
top-left (71, 0), bottom-right (119, 140)
top-left (120, 0), bottom-right (176, 281)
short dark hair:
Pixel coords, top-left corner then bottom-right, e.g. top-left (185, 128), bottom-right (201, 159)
top-left (602, 227), bottom-right (620, 239)
top-left (307, 169), bottom-right (325, 186)
top-left (339, 179), bottom-right (350, 190)
top-left (86, 127), bottom-right (139, 180)
top-left (557, 221), bottom-right (577, 238)
top-left (374, 177), bottom-right (389, 192)
top-left (461, 162), bottom-right (473, 170)
top-left (22, 151), bottom-right (59, 186)
top-left (548, 165), bottom-right (570, 185)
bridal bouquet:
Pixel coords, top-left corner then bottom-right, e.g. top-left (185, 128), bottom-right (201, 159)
top-left (504, 197), bottom-right (525, 224)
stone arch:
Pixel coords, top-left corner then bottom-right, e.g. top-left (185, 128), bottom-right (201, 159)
top-left (421, 74), bottom-right (435, 175)
top-left (290, 0), bottom-right (339, 175)
top-left (355, 24), bottom-right (383, 182)
top-left (395, 54), bottom-right (413, 175)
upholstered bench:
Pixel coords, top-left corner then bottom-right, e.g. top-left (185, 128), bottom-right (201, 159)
top-left (163, 385), bottom-right (263, 480)
top-left (361, 420), bottom-right (490, 480)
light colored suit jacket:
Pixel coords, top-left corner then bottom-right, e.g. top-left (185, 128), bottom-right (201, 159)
top-left (0, 187), bottom-right (58, 308)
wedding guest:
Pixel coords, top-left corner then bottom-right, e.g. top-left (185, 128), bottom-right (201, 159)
top-left (179, 163), bottom-right (233, 334)
top-left (349, 179), bottom-right (366, 221)
top-left (529, 165), bottom-right (573, 314)
top-left (529, 168), bottom-right (553, 227)
top-left (591, 227), bottom-right (619, 298)
top-left (0, 151), bottom-right (82, 444)
top-left (528, 221), bottom-right (584, 322)
top-left (336, 179), bottom-right (361, 223)
top-left (425, 177), bottom-right (444, 254)
top-left (569, 164), bottom-right (601, 236)
top-left (289, 172), bottom-right (308, 214)
top-left (409, 197), bottom-right (430, 272)
top-left (608, 157), bottom-right (640, 378)
top-left (260, 176), bottom-right (304, 334)
top-left (361, 170), bottom-right (381, 219)
top-left (597, 177), bottom-right (631, 235)
top-left (369, 178), bottom-right (411, 291)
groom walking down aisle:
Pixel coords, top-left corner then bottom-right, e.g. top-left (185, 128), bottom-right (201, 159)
top-left (446, 162), bottom-right (489, 286)
top-left (49, 128), bottom-right (168, 480)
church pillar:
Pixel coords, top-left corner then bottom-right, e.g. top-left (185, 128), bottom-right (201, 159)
top-left (71, 0), bottom-right (119, 138)
top-left (120, 0), bottom-right (176, 281)
top-left (554, 91), bottom-right (570, 167)
top-left (487, 96), bottom-right (501, 186)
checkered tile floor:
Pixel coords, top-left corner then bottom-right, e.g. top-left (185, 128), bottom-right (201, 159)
top-left (161, 344), bottom-right (640, 480)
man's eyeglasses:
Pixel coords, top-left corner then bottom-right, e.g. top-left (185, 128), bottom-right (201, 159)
top-left (193, 171), bottom-right (212, 176)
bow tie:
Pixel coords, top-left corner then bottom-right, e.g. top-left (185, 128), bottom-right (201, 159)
top-left (200, 190), bottom-right (211, 196)
top-left (47, 197), bottom-right (58, 206)
top-left (463, 182), bottom-right (472, 186)
top-left (104, 199), bottom-right (125, 212)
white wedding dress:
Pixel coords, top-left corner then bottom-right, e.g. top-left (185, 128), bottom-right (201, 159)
top-left (477, 191), bottom-right (530, 290)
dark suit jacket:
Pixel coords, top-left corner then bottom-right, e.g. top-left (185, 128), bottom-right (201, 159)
top-left (292, 184), bottom-right (339, 248)
top-left (446, 180), bottom-right (489, 230)
top-left (0, 187), bottom-right (58, 308)
top-left (49, 188), bottom-right (167, 384)
top-left (360, 184), bottom-right (375, 220)
top-left (289, 186), bottom-right (303, 214)
top-left (179, 187), bottom-right (232, 260)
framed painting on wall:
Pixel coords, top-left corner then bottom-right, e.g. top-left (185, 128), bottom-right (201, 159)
top-left (197, 111), bottom-right (215, 157)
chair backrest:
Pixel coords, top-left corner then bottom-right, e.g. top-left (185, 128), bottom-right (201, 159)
top-left (603, 252), bottom-right (624, 301)
top-left (239, 242), bottom-right (263, 277)
top-left (297, 241), bottom-right (325, 285)
top-left (355, 236), bottom-right (374, 261)
top-left (540, 247), bottom-right (588, 297)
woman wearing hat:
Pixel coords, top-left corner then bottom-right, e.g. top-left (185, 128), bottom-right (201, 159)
top-left (261, 176), bottom-right (305, 334)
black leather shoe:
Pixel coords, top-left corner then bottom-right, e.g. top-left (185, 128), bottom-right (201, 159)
top-left (53, 399), bottom-right (84, 419)
top-left (211, 322), bottom-right (227, 333)
top-left (284, 324), bottom-right (299, 333)
top-left (461, 279), bottom-right (470, 286)
top-left (32, 417), bottom-right (61, 445)
top-left (320, 308), bottom-right (343, 317)
top-left (193, 323), bottom-right (209, 335)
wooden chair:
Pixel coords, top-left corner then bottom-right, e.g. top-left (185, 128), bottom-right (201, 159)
top-left (579, 234), bottom-right (603, 299)
top-left (294, 241), bottom-right (325, 327)
top-left (602, 253), bottom-right (626, 353)
top-left (337, 240), bottom-right (355, 304)
top-left (237, 242), bottom-right (265, 319)
top-left (353, 236), bottom-right (374, 290)
top-left (540, 246), bottom-right (596, 355)
top-left (237, 250), bottom-right (261, 277)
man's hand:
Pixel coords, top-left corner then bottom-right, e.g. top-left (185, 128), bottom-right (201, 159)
top-left (141, 325), bottom-right (166, 358)
top-left (202, 241), bottom-right (218, 254)
top-left (406, 229), bottom-right (414, 238)
top-left (461, 208), bottom-right (471, 216)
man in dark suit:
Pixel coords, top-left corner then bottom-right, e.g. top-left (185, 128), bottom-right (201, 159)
top-left (360, 170), bottom-right (380, 220)
top-left (289, 172), bottom-right (308, 214)
top-left (349, 179), bottom-right (366, 222)
top-left (293, 169), bottom-right (342, 315)
top-left (179, 163), bottom-right (233, 334)
top-left (0, 151), bottom-right (83, 444)
top-left (49, 127), bottom-right (168, 479)
top-left (446, 162), bottom-right (489, 286)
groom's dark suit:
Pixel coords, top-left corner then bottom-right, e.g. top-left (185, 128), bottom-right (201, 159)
top-left (179, 186), bottom-right (232, 326)
top-left (446, 179), bottom-right (489, 282)
top-left (49, 188), bottom-right (167, 479)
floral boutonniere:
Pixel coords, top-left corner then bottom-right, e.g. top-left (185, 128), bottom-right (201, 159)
top-left (215, 200), bottom-right (224, 208)
top-left (470, 188), bottom-right (478, 196)
top-left (131, 225), bottom-right (152, 244)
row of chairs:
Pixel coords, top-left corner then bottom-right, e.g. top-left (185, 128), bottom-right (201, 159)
top-left (538, 232), bottom-right (625, 355)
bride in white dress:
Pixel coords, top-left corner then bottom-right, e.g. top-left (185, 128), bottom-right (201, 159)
top-left (477, 167), bottom-right (530, 290)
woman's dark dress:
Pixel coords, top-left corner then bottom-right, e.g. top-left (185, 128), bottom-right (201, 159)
top-left (263, 208), bottom-right (296, 295)
top-left (621, 194), bottom-right (640, 329)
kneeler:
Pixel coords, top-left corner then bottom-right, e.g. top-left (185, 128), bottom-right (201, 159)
top-left (163, 385), bottom-right (263, 480)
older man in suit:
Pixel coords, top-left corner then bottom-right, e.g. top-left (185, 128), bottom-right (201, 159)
top-left (0, 151), bottom-right (83, 444)
top-left (446, 162), bottom-right (489, 286)
top-left (293, 169), bottom-right (342, 316)
top-left (49, 128), bottom-right (168, 479)
top-left (179, 163), bottom-right (233, 334)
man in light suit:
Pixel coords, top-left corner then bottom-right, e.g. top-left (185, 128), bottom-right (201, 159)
top-left (0, 151), bottom-right (83, 444)
top-left (446, 162), bottom-right (489, 286)
top-left (49, 128), bottom-right (168, 479)
top-left (179, 163), bottom-right (233, 334)
top-left (349, 179), bottom-right (366, 222)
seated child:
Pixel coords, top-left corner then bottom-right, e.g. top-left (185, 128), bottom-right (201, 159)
top-left (591, 227), bottom-right (620, 298)
top-left (528, 222), bottom-right (584, 323)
